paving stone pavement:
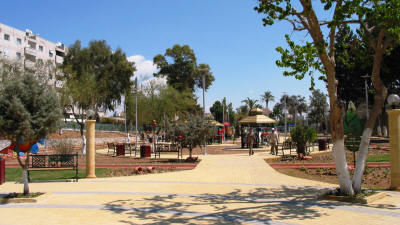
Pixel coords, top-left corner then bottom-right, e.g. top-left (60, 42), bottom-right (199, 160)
top-left (1, 152), bottom-right (400, 225)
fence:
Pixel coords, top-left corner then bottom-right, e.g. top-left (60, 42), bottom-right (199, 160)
top-left (62, 121), bottom-right (136, 132)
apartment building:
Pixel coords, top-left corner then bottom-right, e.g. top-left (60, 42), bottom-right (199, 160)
top-left (0, 22), bottom-right (65, 67)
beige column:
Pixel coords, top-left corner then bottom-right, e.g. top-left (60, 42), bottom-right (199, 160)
top-left (388, 109), bottom-right (400, 190)
top-left (86, 120), bottom-right (96, 178)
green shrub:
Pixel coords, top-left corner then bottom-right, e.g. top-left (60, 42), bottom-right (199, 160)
top-left (290, 125), bottom-right (317, 155)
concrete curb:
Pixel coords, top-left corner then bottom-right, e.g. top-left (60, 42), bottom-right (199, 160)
top-left (0, 192), bottom-right (50, 204)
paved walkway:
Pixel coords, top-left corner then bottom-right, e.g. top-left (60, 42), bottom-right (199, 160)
top-left (1, 152), bottom-right (400, 224)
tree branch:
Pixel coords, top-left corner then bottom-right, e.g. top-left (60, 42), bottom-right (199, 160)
top-left (328, 0), bottom-right (343, 59)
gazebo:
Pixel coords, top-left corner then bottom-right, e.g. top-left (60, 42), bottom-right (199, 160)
top-left (239, 108), bottom-right (277, 148)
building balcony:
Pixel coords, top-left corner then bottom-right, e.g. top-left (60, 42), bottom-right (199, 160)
top-left (24, 47), bottom-right (36, 56)
top-left (55, 55), bottom-right (63, 64)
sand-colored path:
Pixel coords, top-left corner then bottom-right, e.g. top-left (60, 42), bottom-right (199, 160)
top-left (1, 152), bottom-right (400, 224)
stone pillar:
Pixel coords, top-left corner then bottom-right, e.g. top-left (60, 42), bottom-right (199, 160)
top-left (86, 120), bottom-right (96, 178)
top-left (387, 110), bottom-right (400, 190)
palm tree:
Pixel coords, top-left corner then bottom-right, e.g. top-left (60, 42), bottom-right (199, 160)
top-left (260, 91), bottom-right (275, 108)
top-left (241, 97), bottom-right (259, 111)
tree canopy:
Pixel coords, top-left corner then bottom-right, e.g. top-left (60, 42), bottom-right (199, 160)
top-left (260, 91), bottom-right (275, 109)
top-left (61, 40), bottom-right (135, 133)
top-left (153, 44), bottom-right (215, 93)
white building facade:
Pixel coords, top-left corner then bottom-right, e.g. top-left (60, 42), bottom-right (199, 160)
top-left (0, 22), bottom-right (65, 67)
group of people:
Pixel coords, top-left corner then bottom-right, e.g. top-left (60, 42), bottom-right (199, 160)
top-left (246, 128), bottom-right (279, 156)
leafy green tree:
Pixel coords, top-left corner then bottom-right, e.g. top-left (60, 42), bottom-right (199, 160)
top-left (308, 89), bottom-right (329, 131)
top-left (260, 91), bottom-right (275, 108)
top-left (126, 83), bottom-right (199, 131)
top-left (255, 0), bottom-right (400, 195)
top-left (62, 40), bottom-right (135, 153)
top-left (0, 72), bottom-right (62, 195)
top-left (153, 44), bottom-right (215, 93)
top-left (210, 100), bottom-right (237, 125)
top-left (210, 100), bottom-right (223, 123)
top-left (166, 114), bottom-right (215, 158)
top-left (290, 125), bottom-right (317, 156)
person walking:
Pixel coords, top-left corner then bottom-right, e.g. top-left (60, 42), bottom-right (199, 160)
top-left (246, 129), bottom-right (255, 155)
top-left (270, 128), bottom-right (279, 155)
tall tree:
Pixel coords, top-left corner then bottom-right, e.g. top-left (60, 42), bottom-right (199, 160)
top-left (260, 91), bottom-right (275, 108)
top-left (241, 97), bottom-right (259, 111)
top-left (62, 40), bottom-right (135, 153)
top-left (308, 89), bottom-right (329, 131)
top-left (126, 83), bottom-right (198, 130)
top-left (153, 44), bottom-right (215, 93)
top-left (210, 100), bottom-right (223, 123)
top-left (255, 0), bottom-right (400, 195)
top-left (0, 71), bottom-right (62, 195)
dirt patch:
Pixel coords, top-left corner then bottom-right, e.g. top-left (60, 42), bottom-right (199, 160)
top-left (266, 148), bottom-right (389, 164)
top-left (276, 166), bottom-right (391, 189)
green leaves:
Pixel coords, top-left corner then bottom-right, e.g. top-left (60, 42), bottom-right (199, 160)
top-left (0, 73), bottom-right (61, 142)
top-left (153, 44), bottom-right (215, 92)
top-left (62, 40), bottom-right (135, 114)
top-left (275, 35), bottom-right (323, 90)
top-left (254, 0), bottom-right (293, 26)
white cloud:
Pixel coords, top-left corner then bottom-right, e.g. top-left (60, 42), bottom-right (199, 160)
top-left (127, 55), bottom-right (166, 87)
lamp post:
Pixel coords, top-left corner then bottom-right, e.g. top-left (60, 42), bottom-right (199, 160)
top-left (361, 75), bottom-right (370, 120)
top-left (135, 78), bottom-right (139, 150)
top-left (283, 92), bottom-right (287, 140)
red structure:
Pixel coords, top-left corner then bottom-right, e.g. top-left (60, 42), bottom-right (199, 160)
top-left (140, 145), bottom-right (151, 158)
top-left (0, 158), bottom-right (5, 185)
top-left (116, 144), bottom-right (125, 156)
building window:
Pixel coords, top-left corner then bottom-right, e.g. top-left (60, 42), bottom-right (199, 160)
top-left (49, 51), bottom-right (53, 57)
top-left (17, 38), bottom-right (22, 45)
top-left (4, 34), bottom-right (10, 41)
top-left (39, 45), bottom-right (43, 52)
top-left (16, 52), bottom-right (22, 59)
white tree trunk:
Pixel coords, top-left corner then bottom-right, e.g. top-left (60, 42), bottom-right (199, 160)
top-left (376, 125), bottom-right (382, 137)
top-left (81, 135), bottom-right (86, 155)
top-left (22, 168), bottom-right (29, 195)
top-left (352, 128), bottom-right (373, 193)
top-left (332, 139), bottom-right (354, 196)
top-left (383, 125), bottom-right (388, 137)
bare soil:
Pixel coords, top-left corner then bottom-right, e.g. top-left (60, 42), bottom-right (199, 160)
top-left (276, 167), bottom-right (391, 189)
top-left (266, 148), bottom-right (389, 164)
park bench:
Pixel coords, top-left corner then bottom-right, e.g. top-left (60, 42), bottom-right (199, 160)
top-left (277, 141), bottom-right (295, 156)
top-left (27, 153), bottom-right (79, 182)
top-left (154, 143), bottom-right (182, 159)
top-left (278, 141), bottom-right (318, 156)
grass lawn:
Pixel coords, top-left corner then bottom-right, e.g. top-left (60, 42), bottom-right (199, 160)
top-left (366, 154), bottom-right (390, 162)
top-left (5, 168), bottom-right (111, 182)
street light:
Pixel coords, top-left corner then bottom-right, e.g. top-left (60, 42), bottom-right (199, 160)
top-left (361, 75), bottom-right (370, 120)
top-left (283, 92), bottom-right (287, 140)
top-left (135, 78), bottom-right (139, 150)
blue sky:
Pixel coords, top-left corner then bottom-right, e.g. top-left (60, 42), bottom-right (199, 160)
top-left (0, 0), bottom-right (327, 112)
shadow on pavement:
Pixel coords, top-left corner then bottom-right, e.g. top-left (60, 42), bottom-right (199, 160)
top-left (101, 186), bottom-right (398, 224)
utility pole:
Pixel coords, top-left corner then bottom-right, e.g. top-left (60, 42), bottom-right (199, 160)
top-left (361, 75), bottom-right (370, 120)
top-left (124, 94), bottom-right (129, 143)
top-left (202, 74), bottom-right (207, 155)
top-left (222, 98), bottom-right (225, 143)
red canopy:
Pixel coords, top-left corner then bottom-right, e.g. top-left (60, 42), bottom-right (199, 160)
top-left (223, 122), bottom-right (231, 126)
